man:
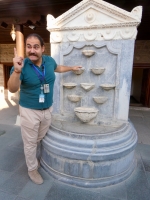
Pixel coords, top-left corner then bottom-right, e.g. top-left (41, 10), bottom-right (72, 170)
top-left (8, 33), bottom-right (81, 185)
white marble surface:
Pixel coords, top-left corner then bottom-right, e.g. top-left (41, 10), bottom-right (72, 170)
top-left (52, 40), bottom-right (135, 124)
top-left (48, 0), bottom-right (142, 124)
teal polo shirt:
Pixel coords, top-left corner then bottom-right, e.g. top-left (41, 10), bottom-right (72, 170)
top-left (11, 55), bottom-right (57, 109)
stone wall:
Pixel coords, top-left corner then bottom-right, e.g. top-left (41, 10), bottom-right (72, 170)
top-left (134, 40), bottom-right (150, 63)
top-left (0, 44), bottom-right (14, 63)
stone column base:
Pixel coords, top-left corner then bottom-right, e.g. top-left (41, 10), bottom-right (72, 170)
top-left (41, 121), bottom-right (137, 188)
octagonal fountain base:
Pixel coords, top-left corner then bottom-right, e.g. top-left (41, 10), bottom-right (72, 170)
top-left (41, 121), bottom-right (137, 188)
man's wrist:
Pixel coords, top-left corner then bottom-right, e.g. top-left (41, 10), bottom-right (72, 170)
top-left (14, 69), bottom-right (21, 74)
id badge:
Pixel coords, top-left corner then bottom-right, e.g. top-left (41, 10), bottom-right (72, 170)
top-left (39, 94), bottom-right (45, 103)
top-left (44, 84), bottom-right (50, 93)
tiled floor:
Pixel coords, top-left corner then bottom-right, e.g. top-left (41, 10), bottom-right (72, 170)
top-left (0, 102), bottom-right (150, 200)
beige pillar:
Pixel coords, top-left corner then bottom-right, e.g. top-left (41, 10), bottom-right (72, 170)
top-left (15, 25), bottom-right (24, 58)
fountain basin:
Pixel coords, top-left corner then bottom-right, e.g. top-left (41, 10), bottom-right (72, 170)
top-left (68, 95), bottom-right (82, 102)
top-left (93, 96), bottom-right (108, 104)
top-left (73, 67), bottom-right (85, 75)
top-left (100, 84), bottom-right (115, 90)
top-left (74, 107), bottom-right (98, 122)
top-left (63, 83), bottom-right (77, 89)
top-left (82, 50), bottom-right (95, 57)
top-left (91, 68), bottom-right (105, 75)
top-left (80, 83), bottom-right (95, 91)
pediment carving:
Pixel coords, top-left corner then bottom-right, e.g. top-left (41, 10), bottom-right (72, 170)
top-left (47, 0), bottom-right (142, 42)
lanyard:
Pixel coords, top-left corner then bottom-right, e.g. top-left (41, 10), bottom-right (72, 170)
top-left (32, 64), bottom-right (45, 83)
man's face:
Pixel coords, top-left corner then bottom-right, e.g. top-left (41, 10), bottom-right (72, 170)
top-left (26, 36), bottom-right (45, 65)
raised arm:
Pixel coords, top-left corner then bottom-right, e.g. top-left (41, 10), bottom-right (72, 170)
top-left (54, 65), bottom-right (82, 73)
top-left (7, 48), bottom-right (24, 93)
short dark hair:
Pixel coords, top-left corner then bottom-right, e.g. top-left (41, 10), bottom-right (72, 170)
top-left (25, 33), bottom-right (44, 46)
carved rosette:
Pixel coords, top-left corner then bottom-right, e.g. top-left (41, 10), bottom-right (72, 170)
top-left (84, 31), bottom-right (97, 41)
top-left (101, 29), bottom-right (116, 40)
top-left (84, 10), bottom-right (96, 24)
top-left (120, 27), bottom-right (137, 39)
top-left (67, 32), bottom-right (80, 42)
top-left (51, 32), bottom-right (62, 43)
top-left (50, 28), bottom-right (138, 43)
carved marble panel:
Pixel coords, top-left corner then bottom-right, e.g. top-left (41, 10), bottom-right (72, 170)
top-left (49, 0), bottom-right (142, 122)
top-left (59, 42), bottom-right (119, 122)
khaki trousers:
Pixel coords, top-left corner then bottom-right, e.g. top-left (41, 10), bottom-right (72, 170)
top-left (19, 105), bottom-right (52, 171)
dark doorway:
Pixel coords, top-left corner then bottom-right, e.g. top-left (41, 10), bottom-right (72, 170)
top-left (140, 68), bottom-right (150, 107)
top-left (130, 64), bottom-right (150, 108)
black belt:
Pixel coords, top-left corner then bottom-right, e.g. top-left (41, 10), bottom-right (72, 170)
top-left (39, 107), bottom-right (49, 110)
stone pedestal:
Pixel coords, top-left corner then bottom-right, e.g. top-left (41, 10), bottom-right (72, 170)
top-left (41, 121), bottom-right (137, 187)
top-left (41, 0), bottom-right (142, 187)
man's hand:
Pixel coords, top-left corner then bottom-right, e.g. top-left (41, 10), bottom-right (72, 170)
top-left (55, 65), bottom-right (83, 73)
top-left (13, 48), bottom-right (24, 73)
top-left (71, 66), bottom-right (82, 71)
